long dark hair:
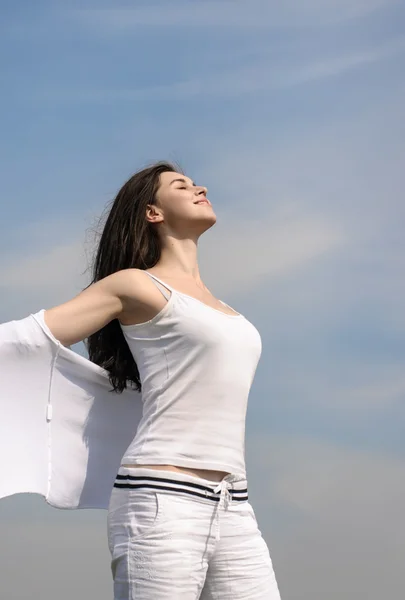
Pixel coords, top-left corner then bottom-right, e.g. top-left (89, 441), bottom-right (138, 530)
top-left (84, 161), bottom-right (180, 394)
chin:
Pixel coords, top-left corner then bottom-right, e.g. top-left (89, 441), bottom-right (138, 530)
top-left (204, 212), bottom-right (217, 227)
top-left (193, 215), bottom-right (216, 237)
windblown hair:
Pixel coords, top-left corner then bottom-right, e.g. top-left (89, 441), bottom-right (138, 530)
top-left (84, 161), bottom-right (180, 394)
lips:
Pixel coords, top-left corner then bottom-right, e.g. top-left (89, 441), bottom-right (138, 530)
top-left (194, 199), bottom-right (210, 205)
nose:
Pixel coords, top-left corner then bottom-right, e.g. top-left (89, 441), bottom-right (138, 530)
top-left (196, 186), bottom-right (208, 196)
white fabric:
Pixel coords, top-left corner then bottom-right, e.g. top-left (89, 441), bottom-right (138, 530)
top-left (0, 282), bottom-right (261, 509)
top-left (120, 271), bottom-right (262, 478)
top-left (0, 309), bottom-right (141, 510)
top-left (107, 465), bottom-right (281, 599)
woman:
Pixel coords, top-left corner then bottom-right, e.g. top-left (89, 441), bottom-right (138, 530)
top-left (44, 161), bottom-right (281, 599)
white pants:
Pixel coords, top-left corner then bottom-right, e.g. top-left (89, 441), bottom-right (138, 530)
top-left (107, 466), bottom-right (281, 599)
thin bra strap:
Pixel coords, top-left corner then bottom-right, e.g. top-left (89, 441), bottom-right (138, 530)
top-left (144, 271), bottom-right (173, 301)
top-left (219, 299), bottom-right (241, 316)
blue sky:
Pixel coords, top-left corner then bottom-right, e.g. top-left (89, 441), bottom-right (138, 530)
top-left (1, 1), bottom-right (405, 598)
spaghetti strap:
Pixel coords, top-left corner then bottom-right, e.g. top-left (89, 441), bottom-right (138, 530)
top-left (144, 271), bottom-right (174, 297)
top-left (144, 271), bottom-right (241, 317)
top-left (219, 299), bottom-right (241, 317)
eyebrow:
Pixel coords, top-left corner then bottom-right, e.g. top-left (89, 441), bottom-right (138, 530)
top-left (169, 178), bottom-right (196, 187)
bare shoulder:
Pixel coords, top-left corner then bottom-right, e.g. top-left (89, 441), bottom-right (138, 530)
top-left (116, 268), bottom-right (169, 326)
top-left (114, 268), bottom-right (150, 297)
top-left (114, 268), bottom-right (159, 306)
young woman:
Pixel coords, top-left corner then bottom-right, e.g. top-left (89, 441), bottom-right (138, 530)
top-left (44, 162), bottom-right (281, 599)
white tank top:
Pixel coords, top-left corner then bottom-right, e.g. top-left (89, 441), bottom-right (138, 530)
top-left (119, 271), bottom-right (262, 477)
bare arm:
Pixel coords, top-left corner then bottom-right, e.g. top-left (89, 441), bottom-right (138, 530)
top-left (43, 269), bottom-right (142, 347)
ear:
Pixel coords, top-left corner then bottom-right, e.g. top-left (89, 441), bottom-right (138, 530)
top-left (146, 204), bottom-right (164, 224)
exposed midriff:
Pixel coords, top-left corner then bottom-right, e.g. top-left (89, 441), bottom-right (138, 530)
top-left (120, 463), bottom-right (229, 482)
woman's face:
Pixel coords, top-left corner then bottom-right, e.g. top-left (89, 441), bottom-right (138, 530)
top-left (147, 171), bottom-right (217, 235)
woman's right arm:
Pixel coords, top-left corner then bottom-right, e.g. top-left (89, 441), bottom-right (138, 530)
top-left (43, 269), bottom-right (141, 347)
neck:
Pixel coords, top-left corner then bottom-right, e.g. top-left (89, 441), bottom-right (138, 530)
top-left (156, 235), bottom-right (202, 281)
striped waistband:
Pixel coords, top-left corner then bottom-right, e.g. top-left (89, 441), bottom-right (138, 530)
top-left (113, 467), bottom-right (248, 503)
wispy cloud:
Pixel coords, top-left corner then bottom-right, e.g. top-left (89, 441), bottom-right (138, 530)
top-left (277, 37), bottom-right (405, 86)
top-left (1, 2), bottom-right (404, 599)
top-left (0, 209), bottom-right (343, 308)
top-left (150, 36), bottom-right (405, 97)
top-left (71, 0), bottom-right (400, 31)
top-left (31, 35), bottom-right (405, 106)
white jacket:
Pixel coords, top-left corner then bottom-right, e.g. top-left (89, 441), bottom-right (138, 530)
top-left (0, 310), bottom-right (142, 510)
